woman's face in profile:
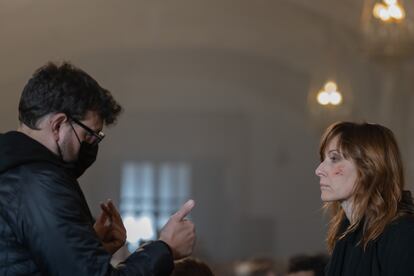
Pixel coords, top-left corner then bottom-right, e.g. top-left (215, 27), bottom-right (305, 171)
top-left (315, 136), bottom-right (358, 203)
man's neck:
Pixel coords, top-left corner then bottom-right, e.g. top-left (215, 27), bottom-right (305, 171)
top-left (17, 123), bottom-right (58, 156)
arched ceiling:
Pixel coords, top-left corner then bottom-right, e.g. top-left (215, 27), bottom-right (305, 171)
top-left (0, 0), bottom-right (365, 82)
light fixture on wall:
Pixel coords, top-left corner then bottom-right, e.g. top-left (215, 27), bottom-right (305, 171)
top-left (306, 25), bottom-right (353, 130)
top-left (362, 0), bottom-right (414, 60)
top-left (373, 0), bottom-right (405, 22)
top-left (361, 0), bottom-right (413, 134)
top-left (307, 77), bottom-right (352, 131)
top-left (316, 81), bottom-right (343, 106)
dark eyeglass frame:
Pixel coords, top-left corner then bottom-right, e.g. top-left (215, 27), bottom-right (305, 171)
top-left (67, 115), bottom-right (105, 145)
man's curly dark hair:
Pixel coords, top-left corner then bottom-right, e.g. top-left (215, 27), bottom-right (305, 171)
top-left (19, 62), bottom-right (122, 129)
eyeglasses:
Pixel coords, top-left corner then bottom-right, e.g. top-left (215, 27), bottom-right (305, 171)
top-left (68, 116), bottom-right (105, 145)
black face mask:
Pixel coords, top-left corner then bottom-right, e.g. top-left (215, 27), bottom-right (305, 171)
top-left (58, 141), bottom-right (99, 179)
top-left (72, 141), bottom-right (99, 178)
top-left (60, 121), bottom-right (100, 178)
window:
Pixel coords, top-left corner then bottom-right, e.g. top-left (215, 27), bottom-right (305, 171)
top-left (120, 161), bottom-right (191, 251)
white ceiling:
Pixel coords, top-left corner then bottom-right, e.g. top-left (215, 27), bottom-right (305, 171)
top-left (0, 0), bottom-right (367, 80)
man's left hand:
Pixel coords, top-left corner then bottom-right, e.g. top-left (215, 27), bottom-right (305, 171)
top-left (94, 199), bottom-right (127, 255)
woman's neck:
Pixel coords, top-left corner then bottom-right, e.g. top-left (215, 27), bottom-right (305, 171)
top-left (341, 199), bottom-right (354, 223)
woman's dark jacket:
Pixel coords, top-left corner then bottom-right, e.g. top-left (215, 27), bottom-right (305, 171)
top-left (0, 131), bottom-right (173, 275)
top-left (326, 192), bottom-right (414, 276)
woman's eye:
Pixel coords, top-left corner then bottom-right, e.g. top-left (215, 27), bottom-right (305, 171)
top-left (329, 154), bottom-right (340, 162)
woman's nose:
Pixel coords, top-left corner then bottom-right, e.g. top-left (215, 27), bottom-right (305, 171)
top-left (315, 162), bottom-right (325, 177)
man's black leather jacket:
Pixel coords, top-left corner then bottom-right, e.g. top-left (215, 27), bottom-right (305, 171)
top-left (0, 131), bottom-right (173, 275)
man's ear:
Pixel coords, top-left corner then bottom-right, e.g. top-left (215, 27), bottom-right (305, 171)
top-left (50, 113), bottom-right (68, 141)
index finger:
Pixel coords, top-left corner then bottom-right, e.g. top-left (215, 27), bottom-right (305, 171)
top-left (172, 199), bottom-right (195, 221)
top-left (107, 200), bottom-right (123, 222)
top-left (96, 207), bottom-right (109, 224)
top-left (100, 202), bottom-right (111, 216)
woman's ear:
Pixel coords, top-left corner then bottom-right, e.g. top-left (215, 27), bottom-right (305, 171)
top-left (49, 113), bottom-right (68, 141)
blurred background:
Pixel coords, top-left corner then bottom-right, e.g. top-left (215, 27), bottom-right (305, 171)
top-left (1, 0), bottom-right (414, 274)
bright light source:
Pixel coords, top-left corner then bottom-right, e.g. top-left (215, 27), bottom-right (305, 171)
top-left (330, 91), bottom-right (343, 105)
top-left (324, 81), bottom-right (337, 92)
top-left (384, 0), bottom-right (397, 5)
top-left (124, 215), bottom-right (155, 244)
top-left (316, 81), bottom-right (343, 106)
top-left (379, 8), bottom-right (391, 21)
top-left (317, 91), bottom-right (330, 105)
top-left (373, 0), bottom-right (406, 22)
top-left (373, 3), bottom-right (387, 19)
top-left (389, 4), bottom-right (404, 20)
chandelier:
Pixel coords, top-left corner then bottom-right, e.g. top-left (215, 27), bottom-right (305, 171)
top-left (361, 0), bottom-right (414, 61)
top-left (316, 81), bottom-right (343, 106)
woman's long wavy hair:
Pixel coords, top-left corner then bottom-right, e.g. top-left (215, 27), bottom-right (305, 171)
top-left (320, 122), bottom-right (405, 253)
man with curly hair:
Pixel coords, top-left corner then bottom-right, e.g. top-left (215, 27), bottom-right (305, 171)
top-left (0, 62), bottom-right (196, 275)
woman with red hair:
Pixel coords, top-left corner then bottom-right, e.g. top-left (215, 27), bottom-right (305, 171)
top-left (316, 122), bottom-right (414, 275)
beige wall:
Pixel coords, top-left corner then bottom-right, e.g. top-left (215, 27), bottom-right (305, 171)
top-left (1, 0), bottom-right (414, 262)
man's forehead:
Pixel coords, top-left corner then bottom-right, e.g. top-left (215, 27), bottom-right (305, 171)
top-left (81, 111), bottom-right (104, 131)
